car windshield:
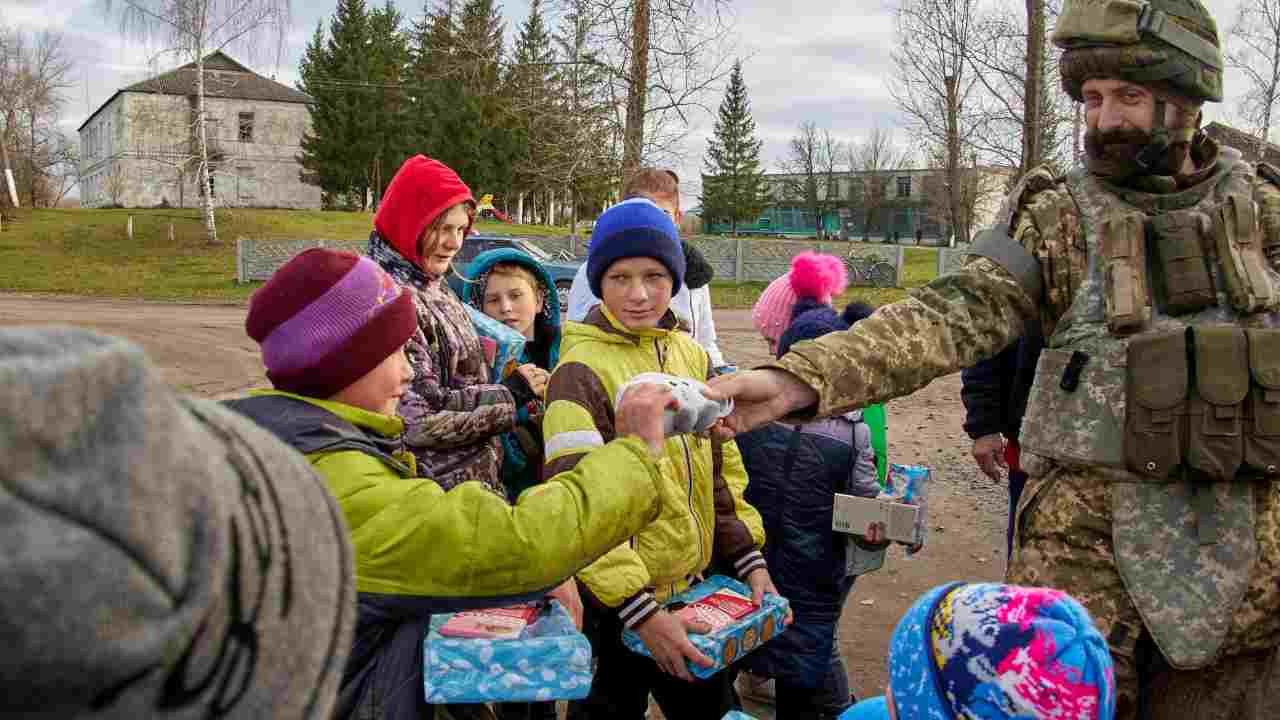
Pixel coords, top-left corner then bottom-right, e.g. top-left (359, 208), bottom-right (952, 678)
top-left (512, 238), bottom-right (551, 261)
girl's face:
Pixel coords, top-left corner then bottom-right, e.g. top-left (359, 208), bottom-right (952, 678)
top-left (482, 273), bottom-right (544, 339)
top-left (419, 204), bottom-right (470, 276)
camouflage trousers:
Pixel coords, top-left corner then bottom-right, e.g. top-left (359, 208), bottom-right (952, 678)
top-left (1007, 462), bottom-right (1280, 720)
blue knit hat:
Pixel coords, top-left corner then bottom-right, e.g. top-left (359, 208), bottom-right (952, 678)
top-left (587, 198), bottom-right (685, 298)
top-left (867, 582), bottom-right (1116, 720)
top-left (777, 301), bottom-right (875, 358)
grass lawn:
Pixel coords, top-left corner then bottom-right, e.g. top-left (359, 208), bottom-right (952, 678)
top-left (0, 207), bottom-right (942, 304)
top-left (0, 207), bottom-right (568, 302)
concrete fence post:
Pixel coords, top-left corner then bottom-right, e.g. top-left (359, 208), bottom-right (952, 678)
top-left (236, 237), bottom-right (246, 284)
top-left (896, 246), bottom-right (906, 287)
top-left (734, 238), bottom-right (746, 282)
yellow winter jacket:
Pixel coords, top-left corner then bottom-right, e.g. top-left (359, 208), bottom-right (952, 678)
top-left (543, 306), bottom-right (766, 629)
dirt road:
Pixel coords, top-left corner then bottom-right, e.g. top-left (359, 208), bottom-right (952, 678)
top-left (0, 295), bottom-right (1007, 703)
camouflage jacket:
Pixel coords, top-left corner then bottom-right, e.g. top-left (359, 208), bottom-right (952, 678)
top-left (370, 233), bottom-right (515, 494)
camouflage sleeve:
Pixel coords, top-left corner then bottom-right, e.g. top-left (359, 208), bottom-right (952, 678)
top-left (768, 168), bottom-right (1084, 419)
top-left (770, 258), bottom-right (1036, 418)
top-left (1254, 163), bottom-right (1280, 272)
top-left (398, 326), bottom-right (516, 450)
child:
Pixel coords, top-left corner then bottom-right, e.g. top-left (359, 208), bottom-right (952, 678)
top-left (464, 248), bottom-right (565, 720)
top-left (566, 168), bottom-right (727, 370)
top-left (368, 155), bottom-right (548, 495)
top-left (544, 198), bottom-right (770, 719)
top-left (840, 582), bottom-right (1116, 720)
top-left (228, 248), bottom-right (680, 720)
top-left (0, 325), bottom-right (355, 719)
top-left (463, 248), bottom-right (563, 500)
top-left (752, 252), bottom-right (890, 483)
top-left (734, 262), bottom-right (884, 720)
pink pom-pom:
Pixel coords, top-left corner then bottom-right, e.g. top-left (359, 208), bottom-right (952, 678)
top-left (788, 251), bottom-right (848, 301)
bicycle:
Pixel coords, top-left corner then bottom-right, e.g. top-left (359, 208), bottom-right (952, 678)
top-left (843, 250), bottom-right (897, 288)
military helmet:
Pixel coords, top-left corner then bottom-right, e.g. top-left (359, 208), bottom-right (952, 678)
top-left (1054, 0), bottom-right (1223, 103)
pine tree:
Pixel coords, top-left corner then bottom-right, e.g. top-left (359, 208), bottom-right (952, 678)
top-left (299, 0), bottom-right (374, 206)
top-left (701, 60), bottom-right (766, 235)
top-left (551, 0), bottom-right (617, 226)
top-left (366, 1), bottom-right (412, 204)
top-left (507, 0), bottom-right (557, 205)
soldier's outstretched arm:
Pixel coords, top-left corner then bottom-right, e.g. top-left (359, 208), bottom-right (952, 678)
top-left (710, 235), bottom-right (1044, 429)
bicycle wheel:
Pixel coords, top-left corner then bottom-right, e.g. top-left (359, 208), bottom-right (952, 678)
top-left (869, 262), bottom-right (897, 288)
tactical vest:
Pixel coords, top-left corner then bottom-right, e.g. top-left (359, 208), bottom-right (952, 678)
top-left (1019, 146), bottom-right (1280, 669)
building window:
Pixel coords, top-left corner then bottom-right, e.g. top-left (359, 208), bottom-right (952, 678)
top-left (238, 112), bottom-right (254, 142)
top-left (237, 166), bottom-right (256, 200)
top-left (896, 176), bottom-right (911, 198)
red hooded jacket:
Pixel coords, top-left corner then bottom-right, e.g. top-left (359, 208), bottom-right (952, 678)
top-left (373, 155), bottom-right (474, 266)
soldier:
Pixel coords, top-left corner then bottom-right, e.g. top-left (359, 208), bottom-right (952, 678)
top-left (709, 0), bottom-right (1280, 716)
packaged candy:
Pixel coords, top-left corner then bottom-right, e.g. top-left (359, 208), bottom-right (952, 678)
top-left (463, 304), bottom-right (526, 383)
top-left (882, 463), bottom-right (929, 553)
top-left (614, 372), bottom-right (733, 435)
top-left (437, 605), bottom-right (541, 640)
top-left (423, 600), bottom-right (592, 704)
top-left (622, 576), bottom-right (790, 679)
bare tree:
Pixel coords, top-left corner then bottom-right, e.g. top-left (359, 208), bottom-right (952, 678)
top-left (780, 122), bottom-right (843, 239)
top-left (104, 0), bottom-right (290, 244)
top-left (1226, 0), bottom-right (1280, 160)
top-left (103, 163), bottom-right (128, 206)
top-left (890, 0), bottom-right (985, 244)
top-left (0, 26), bottom-right (74, 209)
top-left (846, 126), bottom-right (908, 242)
top-left (570, 0), bottom-right (735, 173)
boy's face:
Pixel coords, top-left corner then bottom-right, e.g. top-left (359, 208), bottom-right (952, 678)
top-left (419, 204), bottom-right (470, 276)
top-left (600, 257), bottom-right (673, 331)
top-left (482, 273), bottom-right (544, 339)
top-left (331, 345), bottom-right (414, 415)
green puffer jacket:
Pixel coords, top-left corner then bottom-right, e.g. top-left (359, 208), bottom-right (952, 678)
top-left (542, 306), bottom-right (766, 631)
top-left (227, 390), bottom-right (664, 600)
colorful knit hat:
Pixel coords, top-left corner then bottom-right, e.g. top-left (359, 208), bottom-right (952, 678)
top-left (246, 248), bottom-right (418, 398)
top-left (842, 582), bottom-right (1116, 720)
top-left (751, 252), bottom-right (848, 344)
top-left (586, 197), bottom-right (685, 298)
top-left (777, 301), bottom-right (875, 358)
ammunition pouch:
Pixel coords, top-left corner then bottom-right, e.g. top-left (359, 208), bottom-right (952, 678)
top-left (1125, 326), bottom-right (1280, 482)
top-left (1245, 329), bottom-right (1280, 476)
top-left (1102, 211), bottom-right (1151, 335)
top-left (1149, 209), bottom-right (1216, 315)
top-left (1213, 194), bottom-right (1278, 313)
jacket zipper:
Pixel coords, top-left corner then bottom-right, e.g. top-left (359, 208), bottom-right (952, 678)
top-left (655, 337), bottom-right (707, 572)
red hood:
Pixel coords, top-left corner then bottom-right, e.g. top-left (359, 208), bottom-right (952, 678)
top-left (373, 155), bottom-right (475, 266)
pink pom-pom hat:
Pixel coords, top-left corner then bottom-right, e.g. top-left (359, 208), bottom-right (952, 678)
top-left (751, 251), bottom-right (849, 343)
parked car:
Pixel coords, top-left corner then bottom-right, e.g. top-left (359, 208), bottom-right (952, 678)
top-left (448, 234), bottom-right (581, 309)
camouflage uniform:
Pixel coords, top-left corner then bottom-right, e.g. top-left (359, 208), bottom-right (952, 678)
top-left (767, 1), bottom-right (1280, 715)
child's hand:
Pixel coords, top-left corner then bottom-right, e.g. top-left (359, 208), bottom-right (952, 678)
top-left (865, 521), bottom-right (887, 545)
top-left (634, 609), bottom-right (714, 681)
top-left (617, 383), bottom-right (678, 456)
top-left (745, 567), bottom-right (793, 626)
top-left (547, 579), bottom-right (583, 630)
top-left (515, 364), bottom-right (549, 397)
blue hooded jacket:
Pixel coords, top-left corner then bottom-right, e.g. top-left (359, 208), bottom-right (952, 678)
top-left (462, 248), bottom-right (563, 500)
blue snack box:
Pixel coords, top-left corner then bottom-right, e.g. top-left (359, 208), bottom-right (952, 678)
top-left (463, 303), bottom-right (527, 383)
top-left (723, 712), bottom-right (758, 719)
top-left (423, 601), bottom-right (592, 704)
top-left (621, 575), bottom-right (790, 680)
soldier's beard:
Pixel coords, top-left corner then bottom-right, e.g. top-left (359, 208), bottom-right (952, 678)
top-left (1084, 127), bottom-right (1190, 181)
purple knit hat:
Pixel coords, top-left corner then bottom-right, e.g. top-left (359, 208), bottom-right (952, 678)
top-left (246, 248), bottom-right (417, 398)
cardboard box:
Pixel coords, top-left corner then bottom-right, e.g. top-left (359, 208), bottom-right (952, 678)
top-left (622, 575), bottom-right (791, 679)
top-left (423, 600), bottom-right (592, 704)
top-left (832, 494), bottom-right (921, 545)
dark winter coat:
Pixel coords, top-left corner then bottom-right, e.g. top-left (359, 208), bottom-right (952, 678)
top-left (735, 413), bottom-right (880, 688)
top-left (960, 318), bottom-right (1044, 441)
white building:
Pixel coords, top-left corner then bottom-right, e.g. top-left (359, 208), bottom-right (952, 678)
top-left (77, 52), bottom-right (320, 209)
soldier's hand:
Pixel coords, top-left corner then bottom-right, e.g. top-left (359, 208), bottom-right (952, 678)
top-left (972, 434), bottom-right (1006, 482)
top-left (616, 382), bottom-right (677, 456)
top-left (704, 369), bottom-right (818, 437)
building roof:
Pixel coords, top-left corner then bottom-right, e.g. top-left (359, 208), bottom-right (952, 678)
top-left (78, 51), bottom-right (310, 132)
top-left (1203, 121), bottom-right (1280, 164)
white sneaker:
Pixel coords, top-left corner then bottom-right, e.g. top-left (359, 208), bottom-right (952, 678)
top-left (735, 671), bottom-right (776, 705)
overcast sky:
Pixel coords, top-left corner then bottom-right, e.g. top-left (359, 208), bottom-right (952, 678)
top-left (13, 0), bottom-right (1249, 204)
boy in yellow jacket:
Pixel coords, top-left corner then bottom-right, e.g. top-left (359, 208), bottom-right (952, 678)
top-left (544, 199), bottom-right (772, 718)
top-left (228, 248), bottom-right (679, 720)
